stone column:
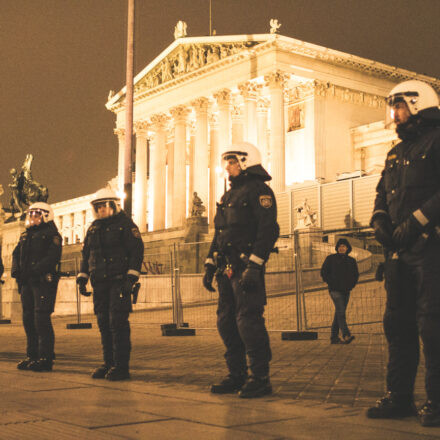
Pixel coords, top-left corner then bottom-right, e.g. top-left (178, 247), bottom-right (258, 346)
top-left (170, 105), bottom-right (190, 228)
top-left (166, 135), bottom-right (174, 229)
top-left (191, 97), bottom-right (209, 212)
top-left (209, 113), bottom-right (219, 223)
top-left (114, 128), bottom-right (125, 192)
top-left (134, 121), bottom-right (149, 232)
top-left (231, 104), bottom-right (244, 143)
top-left (239, 82), bottom-right (259, 145)
top-left (150, 113), bottom-right (168, 231)
top-left (257, 97), bottom-right (269, 169)
top-left (265, 70), bottom-right (288, 193)
top-left (214, 88), bottom-right (231, 154)
top-left (188, 119), bottom-right (196, 211)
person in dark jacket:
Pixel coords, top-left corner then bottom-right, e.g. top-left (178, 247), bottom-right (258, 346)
top-left (76, 188), bottom-right (144, 381)
top-left (320, 238), bottom-right (359, 344)
top-left (11, 202), bottom-right (62, 372)
top-left (203, 142), bottom-right (280, 398)
top-left (367, 80), bottom-right (440, 426)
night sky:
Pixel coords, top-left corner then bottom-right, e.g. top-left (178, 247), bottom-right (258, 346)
top-left (1, 0), bottom-right (439, 205)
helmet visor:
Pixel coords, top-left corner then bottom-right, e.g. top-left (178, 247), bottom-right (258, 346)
top-left (91, 200), bottom-right (117, 219)
top-left (26, 209), bottom-right (46, 227)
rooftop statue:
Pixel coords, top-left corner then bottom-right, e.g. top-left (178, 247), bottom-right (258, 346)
top-left (6, 154), bottom-right (49, 221)
top-left (269, 19), bottom-right (281, 34)
top-left (174, 20), bottom-right (187, 40)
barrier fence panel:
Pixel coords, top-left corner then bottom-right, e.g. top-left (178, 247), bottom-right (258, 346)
top-left (296, 228), bottom-right (386, 334)
top-left (130, 250), bottom-right (174, 326)
top-left (172, 241), bottom-right (217, 329)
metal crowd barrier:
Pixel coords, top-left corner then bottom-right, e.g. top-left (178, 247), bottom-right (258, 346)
top-left (56, 227), bottom-right (386, 335)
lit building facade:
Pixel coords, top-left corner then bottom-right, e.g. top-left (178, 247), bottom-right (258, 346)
top-left (52, 29), bottom-right (440, 240)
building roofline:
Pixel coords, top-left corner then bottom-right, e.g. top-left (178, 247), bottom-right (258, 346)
top-left (106, 32), bottom-right (440, 111)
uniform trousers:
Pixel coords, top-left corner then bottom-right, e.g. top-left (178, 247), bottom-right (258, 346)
top-left (93, 279), bottom-right (131, 370)
top-left (384, 240), bottom-right (440, 401)
top-left (21, 280), bottom-right (57, 360)
top-left (216, 268), bottom-right (271, 378)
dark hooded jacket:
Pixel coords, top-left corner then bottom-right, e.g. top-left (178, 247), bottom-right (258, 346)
top-left (320, 238), bottom-right (359, 292)
top-left (11, 221), bottom-right (62, 282)
top-left (372, 112), bottom-right (440, 227)
top-left (80, 211), bottom-right (144, 283)
top-left (207, 164), bottom-right (280, 264)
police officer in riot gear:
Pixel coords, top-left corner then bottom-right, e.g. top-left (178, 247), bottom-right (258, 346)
top-left (367, 80), bottom-right (440, 426)
top-left (203, 142), bottom-right (279, 398)
top-left (76, 188), bottom-right (144, 381)
top-left (12, 202), bottom-right (62, 372)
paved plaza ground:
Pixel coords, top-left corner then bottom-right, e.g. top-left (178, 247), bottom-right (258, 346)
top-left (0, 316), bottom-right (439, 439)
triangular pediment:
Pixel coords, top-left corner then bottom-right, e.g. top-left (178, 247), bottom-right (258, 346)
top-left (136, 40), bottom-right (260, 91)
top-left (107, 34), bottom-right (270, 108)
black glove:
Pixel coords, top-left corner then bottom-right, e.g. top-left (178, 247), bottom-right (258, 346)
top-left (371, 215), bottom-right (394, 250)
top-left (392, 214), bottom-right (424, 250)
top-left (240, 261), bottom-right (262, 290)
top-left (202, 263), bottom-right (216, 292)
top-left (122, 274), bottom-right (138, 298)
top-left (76, 276), bottom-right (90, 297)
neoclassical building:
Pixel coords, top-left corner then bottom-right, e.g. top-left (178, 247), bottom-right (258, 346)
top-left (52, 25), bottom-right (440, 241)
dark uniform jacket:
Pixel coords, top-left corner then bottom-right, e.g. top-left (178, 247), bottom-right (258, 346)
top-left (207, 165), bottom-right (280, 267)
top-left (11, 221), bottom-right (62, 282)
top-left (372, 124), bottom-right (440, 227)
top-left (320, 239), bottom-right (359, 292)
top-left (79, 211), bottom-right (144, 283)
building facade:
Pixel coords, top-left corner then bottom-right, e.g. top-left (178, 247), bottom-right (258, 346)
top-left (52, 28), bottom-right (440, 240)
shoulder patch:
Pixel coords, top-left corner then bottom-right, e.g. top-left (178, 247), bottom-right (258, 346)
top-left (53, 236), bottom-right (61, 246)
top-left (387, 154), bottom-right (397, 161)
top-left (131, 227), bottom-right (141, 239)
top-left (259, 195), bottom-right (273, 209)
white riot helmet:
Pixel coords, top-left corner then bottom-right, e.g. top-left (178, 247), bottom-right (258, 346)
top-left (386, 80), bottom-right (439, 127)
top-left (90, 187), bottom-right (121, 218)
top-left (26, 202), bottom-right (54, 224)
top-left (221, 142), bottom-right (262, 171)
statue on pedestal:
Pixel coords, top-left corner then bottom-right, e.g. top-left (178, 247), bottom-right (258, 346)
top-left (191, 192), bottom-right (206, 217)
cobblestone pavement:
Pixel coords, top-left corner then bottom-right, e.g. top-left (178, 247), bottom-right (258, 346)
top-left (0, 316), bottom-right (438, 439)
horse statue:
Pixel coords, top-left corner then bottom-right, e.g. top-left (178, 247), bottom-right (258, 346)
top-left (8, 154), bottom-right (49, 219)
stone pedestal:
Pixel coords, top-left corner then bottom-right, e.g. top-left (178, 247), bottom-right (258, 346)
top-left (1, 221), bottom-right (25, 321)
top-left (295, 226), bottom-right (323, 268)
top-left (184, 216), bottom-right (208, 243)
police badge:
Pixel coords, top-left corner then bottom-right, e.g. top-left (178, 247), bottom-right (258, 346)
top-left (259, 195), bottom-right (273, 209)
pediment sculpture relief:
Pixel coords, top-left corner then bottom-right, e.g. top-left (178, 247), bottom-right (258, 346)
top-left (135, 41), bottom-right (259, 92)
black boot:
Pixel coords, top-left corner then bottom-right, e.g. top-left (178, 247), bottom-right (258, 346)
top-left (343, 335), bottom-right (355, 344)
top-left (238, 376), bottom-right (272, 398)
top-left (366, 392), bottom-right (416, 419)
top-left (91, 365), bottom-right (111, 379)
top-left (330, 337), bottom-right (343, 344)
top-left (211, 374), bottom-right (247, 394)
top-left (105, 366), bottom-right (130, 381)
top-left (419, 401), bottom-right (440, 427)
top-left (17, 358), bottom-right (37, 370)
top-left (28, 358), bottom-right (53, 372)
